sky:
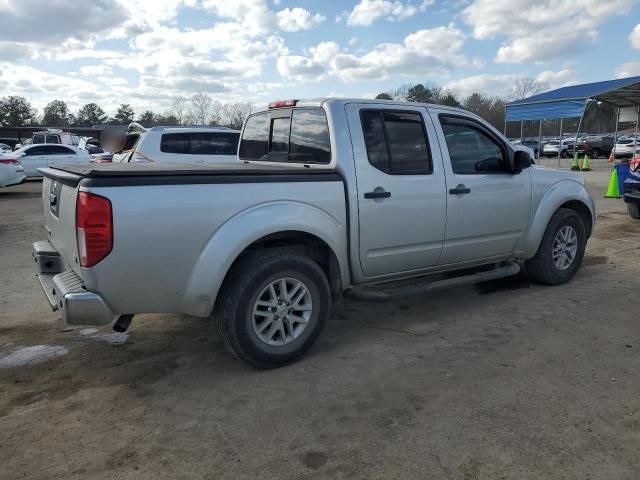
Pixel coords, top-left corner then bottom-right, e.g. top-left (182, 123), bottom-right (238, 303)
top-left (1, 0), bottom-right (639, 117)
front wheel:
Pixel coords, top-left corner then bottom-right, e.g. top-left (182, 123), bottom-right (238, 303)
top-left (560, 150), bottom-right (568, 158)
top-left (214, 248), bottom-right (331, 369)
top-left (525, 208), bottom-right (586, 285)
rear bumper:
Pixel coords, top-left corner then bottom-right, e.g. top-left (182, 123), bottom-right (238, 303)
top-left (33, 241), bottom-right (114, 326)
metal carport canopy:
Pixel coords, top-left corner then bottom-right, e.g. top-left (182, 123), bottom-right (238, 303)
top-left (505, 76), bottom-right (640, 121)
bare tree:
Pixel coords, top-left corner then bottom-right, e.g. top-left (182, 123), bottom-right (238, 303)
top-left (170, 96), bottom-right (187, 125)
top-left (509, 77), bottom-right (548, 101)
top-left (191, 92), bottom-right (212, 126)
top-left (221, 102), bottom-right (254, 129)
top-left (209, 100), bottom-right (224, 126)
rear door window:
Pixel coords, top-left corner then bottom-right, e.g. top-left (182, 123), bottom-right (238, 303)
top-left (26, 146), bottom-right (48, 156)
top-left (33, 134), bottom-right (45, 144)
top-left (189, 132), bottom-right (239, 155)
top-left (45, 135), bottom-right (60, 144)
top-left (239, 108), bottom-right (331, 163)
top-left (47, 145), bottom-right (75, 155)
top-left (360, 110), bottom-right (432, 174)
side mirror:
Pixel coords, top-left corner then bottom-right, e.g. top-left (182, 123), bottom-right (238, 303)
top-left (513, 150), bottom-right (532, 172)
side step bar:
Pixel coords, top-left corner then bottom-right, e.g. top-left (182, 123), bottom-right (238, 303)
top-left (347, 262), bottom-right (521, 301)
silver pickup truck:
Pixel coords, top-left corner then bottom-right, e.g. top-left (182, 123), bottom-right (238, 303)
top-left (33, 98), bottom-right (595, 368)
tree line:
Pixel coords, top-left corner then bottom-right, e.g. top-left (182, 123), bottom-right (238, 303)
top-left (0, 78), bottom-right (620, 136)
top-left (0, 91), bottom-right (254, 130)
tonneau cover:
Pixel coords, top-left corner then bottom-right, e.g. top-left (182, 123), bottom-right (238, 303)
top-left (48, 161), bottom-right (335, 177)
top-left (40, 162), bottom-right (341, 187)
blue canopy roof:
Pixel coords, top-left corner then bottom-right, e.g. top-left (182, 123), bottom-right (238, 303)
top-left (506, 76), bottom-right (640, 121)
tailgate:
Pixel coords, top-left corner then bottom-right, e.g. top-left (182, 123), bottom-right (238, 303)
top-left (41, 169), bottom-right (82, 277)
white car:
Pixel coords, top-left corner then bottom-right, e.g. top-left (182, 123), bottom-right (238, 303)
top-left (613, 138), bottom-right (638, 159)
top-left (0, 143), bottom-right (13, 154)
top-left (0, 158), bottom-right (25, 187)
top-left (4, 144), bottom-right (91, 177)
top-left (111, 125), bottom-right (241, 164)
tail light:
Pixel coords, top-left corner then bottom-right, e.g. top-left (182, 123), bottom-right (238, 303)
top-left (76, 192), bottom-right (112, 267)
top-left (0, 159), bottom-right (19, 165)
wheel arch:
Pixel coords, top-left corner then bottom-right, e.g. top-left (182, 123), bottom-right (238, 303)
top-left (180, 201), bottom-right (349, 317)
top-left (519, 180), bottom-right (595, 258)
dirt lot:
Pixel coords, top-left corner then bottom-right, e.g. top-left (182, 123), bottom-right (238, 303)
top-left (1, 160), bottom-right (639, 480)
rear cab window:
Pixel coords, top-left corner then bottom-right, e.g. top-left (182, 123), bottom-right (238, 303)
top-left (239, 108), bottom-right (331, 164)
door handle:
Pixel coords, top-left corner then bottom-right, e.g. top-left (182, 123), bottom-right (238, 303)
top-left (364, 189), bottom-right (391, 199)
top-left (49, 193), bottom-right (57, 206)
top-left (449, 184), bottom-right (471, 195)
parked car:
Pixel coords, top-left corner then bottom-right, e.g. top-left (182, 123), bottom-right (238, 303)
top-left (512, 139), bottom-right (540, 158)
top-left (581, 135), bottom-right (613, 158)
top-left (6, 144), bottom-right (91, 177)
top-left (33, 98), bottom-right (595, 368)
top-left (0, 157), bottom-right (25, 187)
top-left (542, 140), bottom-right (570, 158)
top-left (111, 123), bottom-right (240, 164)
top-left (624, 154), bottom-right (640, 219)
top-left (0, 138), bottom-right (20, 150)
top-left (0, 143), bottom-right (13, 154)
top-left (613, 138), bottom-right (638, 159)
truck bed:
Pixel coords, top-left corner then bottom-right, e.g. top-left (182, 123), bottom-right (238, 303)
top-left (41, 162), bottom-right (341, 187)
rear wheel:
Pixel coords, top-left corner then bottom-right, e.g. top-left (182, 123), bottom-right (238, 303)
top-left (591, 148), bottom-right (601, 158)
top-left (525, 208), bottom-right (586, 285)
top-left (214, 248), bottom-right (330, 369)
top-left (560, 150), bottom-right (568, 158)
top-left (628, 202), bottom-right (640, 220)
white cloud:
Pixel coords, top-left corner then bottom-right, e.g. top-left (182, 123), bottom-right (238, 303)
top-left (615, 62), bottom-right (640, 78)
top-left (346, 0), bottom-right (425, 26)
top-left (444, 74), bottom-right (520, 98)
top-left (277, 56), bottom-right (325, 81)
top-left (631, 24), bottom-right (640, 49)
top-left (276, 8), bottom-right (325, 32)
top-left (535, 69), bottom-right (576, 88)
top-left (79, 65), bottom-right (112, 76)
top-left (277, 24), bottom-right (468, 83)
top-left (463, 0), bottom-right (636, 63)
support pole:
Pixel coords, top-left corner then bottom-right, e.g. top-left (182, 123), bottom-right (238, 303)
top-left (573, 100), bottom-right (588, 158)
top-left (634, 105), bottom-right (639, 156)
top-left (520, 121), bottom-right (524, 142)
top-left (557, 118), bottom-right (563, 168)
top-left (612, 107), bottom-right (620, 161)
top-left (538, 120), bottom-right (543, 159)
top-left (503, 107), bottom-right (507, 135)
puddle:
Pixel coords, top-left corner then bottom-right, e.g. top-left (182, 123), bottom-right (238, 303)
top-left (0, 345), bottom-right (68, 368)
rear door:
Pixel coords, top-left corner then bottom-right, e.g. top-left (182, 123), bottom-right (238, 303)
top-left (46, 145), bottom-right (77, 165)
top-left (431, 110), bottom-right (532, 265)
top-left (346, 104), bottom-right (446, 277)
top-left (21, 145), bottom-right (49, 176)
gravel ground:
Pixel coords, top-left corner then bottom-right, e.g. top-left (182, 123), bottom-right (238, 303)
top-left (1, 159), bottom-right (639, 479)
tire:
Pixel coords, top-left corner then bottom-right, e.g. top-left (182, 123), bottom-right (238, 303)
top-left (628, 202), bottom-right (640, 220)
top-left (214, 248), bottom-right (331, 369)
top-left (560, 150), bottom-right (568, 158)
top-left (591, 148), bottom-right (600, 158)
top-left (525, 208), bottom-right (586, 285)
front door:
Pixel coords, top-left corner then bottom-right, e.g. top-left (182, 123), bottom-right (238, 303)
top-left (21, 145), bottom-right (49, 176)
top-left (431, 111), bottom-right (532, 265)
top-left (346, 104), bottom-right (447, 278)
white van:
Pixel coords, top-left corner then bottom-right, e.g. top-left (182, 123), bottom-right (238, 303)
top-left (32, 129), bottom-right (74, 146)
top-left (111, 125), bottom-right (240, 163)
